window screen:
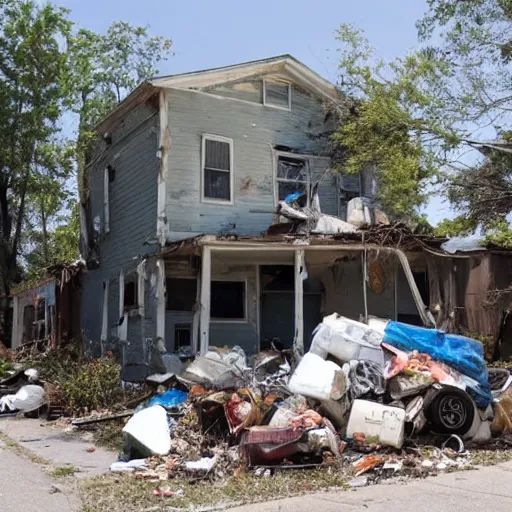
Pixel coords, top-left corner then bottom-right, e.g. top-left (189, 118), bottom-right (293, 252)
top-left (276, 156), bottom-right (309, 207)
top-left (203, 138), bottom-right (231, 201)
top-left (211, 281), bottom-right (245, 319)
top-left (167, 278), bottom-right (197, 311)
top-left (264, 80), bottom-right (290, 109)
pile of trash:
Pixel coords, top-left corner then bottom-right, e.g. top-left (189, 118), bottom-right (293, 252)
top-left (95, 315), bottom-right (512, 487)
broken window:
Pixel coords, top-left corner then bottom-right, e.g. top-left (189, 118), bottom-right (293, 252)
top-left (263, 79), bottom-right (291, 110)
top-left (339, 174), bottom-right (362, 220)
top-left (124, 280), bottom-right (138, 310)
top-left (211, 281), bottom-right (245, 320)
top-left (276, 156), bottom-right (309, 207)
top-left (166, 278), bottom-right (197, 311)
top-left (202, 135), bottom-right (233, 202)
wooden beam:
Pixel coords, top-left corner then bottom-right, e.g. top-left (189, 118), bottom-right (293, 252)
top-left (199, 246), bottom-right (212, 355)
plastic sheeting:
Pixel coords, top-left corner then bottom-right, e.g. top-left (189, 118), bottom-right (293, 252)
top-left (383, 321), bottom-right (492, 407)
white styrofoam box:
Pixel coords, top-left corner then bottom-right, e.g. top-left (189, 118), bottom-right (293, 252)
top-left (346, 399), bottom-right (405, 449)
top-left (310, 314), bottom-right (384, 367)
top-left (123, 405), bottom-right (171, 456)
top-left (287, 352), bottom-right (346, 401)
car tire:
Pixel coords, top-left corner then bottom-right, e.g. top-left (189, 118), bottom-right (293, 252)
top-left (426, 386), bottom-right (475, 436)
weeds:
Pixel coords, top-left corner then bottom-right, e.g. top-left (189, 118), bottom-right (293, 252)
top-left (19, 342), bottom-right (143, 414)
top-left (52, 465), bottom-right (79, 477)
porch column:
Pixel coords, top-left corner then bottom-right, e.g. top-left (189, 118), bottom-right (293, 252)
top-left (294, 249), bottom-right (305, 355)
top-left (156, 259), bottom-right (166, 341)
top-left (192, 272), bottom-right (201, 354)
top-left (199, 246), bottom-right (212, 355)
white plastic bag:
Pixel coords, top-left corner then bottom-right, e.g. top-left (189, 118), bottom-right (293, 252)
top-left (0, 385), bottom-right (46, 413)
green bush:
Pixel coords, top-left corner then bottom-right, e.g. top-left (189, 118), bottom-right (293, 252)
top-left (21, 343), bottom-right (130, 414)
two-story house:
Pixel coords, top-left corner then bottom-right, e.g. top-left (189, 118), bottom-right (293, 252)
top-left (80, 55), bottom-right (429, 365)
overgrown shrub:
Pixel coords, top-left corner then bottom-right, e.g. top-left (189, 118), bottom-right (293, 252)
top-left (19, 342), bottom-right (136, 414)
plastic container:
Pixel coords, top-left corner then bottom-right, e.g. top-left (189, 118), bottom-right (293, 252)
top-left (287, 352), bottom-right (346, 401)
top-left (310, 314), bottom-right (384, 367)
top-left (346, 399), bottom-right (405, 449)
top-left (123, 405), bottom-right (171, 457)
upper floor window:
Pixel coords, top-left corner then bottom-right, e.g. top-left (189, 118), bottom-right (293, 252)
top-left (263, 79), bottom-right (291, 110)
top-left (276, 155), bottom-right (310, 208)
top-left (201, 134), bottom-right (233, 204)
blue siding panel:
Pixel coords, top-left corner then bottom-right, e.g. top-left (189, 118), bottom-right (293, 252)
top-left (81, 102), bottom-right (160, 354)
top-left (165, 86), bottom-right (335, 236)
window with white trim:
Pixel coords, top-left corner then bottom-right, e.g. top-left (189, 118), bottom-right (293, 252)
top-left (276, 155), bottom-right (310, 208)
top-left (202, 135), bottom-right (233, 202)
top-left (263, 79), bottom-right (291, 110)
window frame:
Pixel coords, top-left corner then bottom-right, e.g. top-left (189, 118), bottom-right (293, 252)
top-left (263, 78), bottom-right (292, 111)
top-left (210, 278), bottom-right (248, 323)
top-left (273, 151), bottom-right (311, 208)
top-left (201, 134), bottom-right (234, 205)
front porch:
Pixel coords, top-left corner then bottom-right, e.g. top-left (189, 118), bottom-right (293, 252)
top-left (158, 238), bottom-right (432, 357)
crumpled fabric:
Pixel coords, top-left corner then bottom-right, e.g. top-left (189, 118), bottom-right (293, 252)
top-left (347, 360), bottom-right (385, 400)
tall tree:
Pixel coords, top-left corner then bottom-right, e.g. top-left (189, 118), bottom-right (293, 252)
top-left (66, 22), bottom-right (172, 202)
top-left (0, 0), bottom-right (70, 336)
top-left (331, 24), bottom-right (459, 219)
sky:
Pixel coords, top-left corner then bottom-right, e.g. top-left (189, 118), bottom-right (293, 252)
top-left (53, 0), bottom-right (455, 223)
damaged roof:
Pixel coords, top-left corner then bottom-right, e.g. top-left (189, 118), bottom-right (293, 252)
top-left (95, 55), bottom-right (340, 135)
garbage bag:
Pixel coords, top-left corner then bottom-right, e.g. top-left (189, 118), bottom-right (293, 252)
top-left (310, 314), bottom-right (384, 367)
top-left (0, 385), bottom-right (46, 413)
top-left (149, 389), bottom-right (188, 409)
top-left (383, 321), bottom-right (491, 407)
top-left (346, 360), bottom-right (385, 400)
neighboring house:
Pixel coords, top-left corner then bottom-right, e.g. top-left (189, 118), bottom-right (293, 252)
top-left (80, 55), bottom-right (427, 364)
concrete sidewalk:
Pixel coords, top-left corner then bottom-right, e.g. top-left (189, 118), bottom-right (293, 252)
top-left (229, 462), bottom-right (512, 512)
top-left (0, 416), bottom-right (115, 478)
top-left (0, 438), bottom-right (80, 512)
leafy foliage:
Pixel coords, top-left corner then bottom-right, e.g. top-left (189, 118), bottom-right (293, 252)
top-left (434, 216), bottom-right (478, 237)
top-left (23, 343), bottom-right (128, 413)
top-left (332, 24), bottom-right (460, 218)
top-left (0, 0), bottom-right (71, 331)
top-left (483, 219), bottom-right (512, 248)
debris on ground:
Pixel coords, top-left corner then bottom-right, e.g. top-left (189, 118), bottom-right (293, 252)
top-left (8, 314), bottom-right (512, 498)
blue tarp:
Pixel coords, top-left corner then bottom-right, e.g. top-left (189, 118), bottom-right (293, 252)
top-left (383, 321), bottom-right (492, 408)
top-left (149, 389), bottom-right (188, 409)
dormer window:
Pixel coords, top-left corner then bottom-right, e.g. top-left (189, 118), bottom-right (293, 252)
top-left (263, 79), bottom-right (291, 110)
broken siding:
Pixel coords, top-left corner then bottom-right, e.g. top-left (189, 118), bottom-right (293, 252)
top-left (81, 103), bottom-right (159, 351)
top-left (165, 86), bottom-right (334, 236)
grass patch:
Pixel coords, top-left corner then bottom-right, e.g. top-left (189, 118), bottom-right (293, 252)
top-left (52, 465), bottom-right (80, 477)
top-left (79, 469), bottom-right (348, 512)
top-left (470, 449), bottom-right (512, 466)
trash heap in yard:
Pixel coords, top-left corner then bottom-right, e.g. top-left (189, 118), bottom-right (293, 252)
top-left (101, 315), bottom-right (512, 486)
